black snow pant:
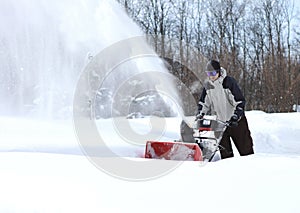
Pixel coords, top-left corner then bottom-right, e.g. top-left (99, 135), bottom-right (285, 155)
top-left (219, 116), bottom-right (254, 159)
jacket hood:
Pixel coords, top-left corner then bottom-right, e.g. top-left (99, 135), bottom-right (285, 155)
top-left (220, 67), bottom-right (227, 77)
top-left (215, 67), bottom-right (227, 84)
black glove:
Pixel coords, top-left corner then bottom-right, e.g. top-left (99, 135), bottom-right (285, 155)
top-left (195, 113), bottom-right (204, 121)
top-left (194, 113), bottom-right (204, 129)
top-left (228, 114), bottom-right (239, 127)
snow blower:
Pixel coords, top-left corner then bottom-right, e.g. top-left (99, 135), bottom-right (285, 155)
top-left (145, 115), bottom-right (229, 162)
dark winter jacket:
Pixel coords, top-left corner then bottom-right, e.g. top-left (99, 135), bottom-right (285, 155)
top-left (198, 68), bottom-right (245, 122)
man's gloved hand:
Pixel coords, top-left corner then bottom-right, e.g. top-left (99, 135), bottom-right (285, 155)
top-left (228, 114), bottom-right (239, 127)
top-left (195, 113), bottom-right (204, 121)
top-left (194, 113), bottom-right (204, 129)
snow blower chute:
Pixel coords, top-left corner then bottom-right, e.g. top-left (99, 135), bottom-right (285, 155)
top-left (144, 115), bottom-right (229, 162)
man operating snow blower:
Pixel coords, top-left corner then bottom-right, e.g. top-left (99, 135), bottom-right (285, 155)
top-left (145, 60), bottom-right (254, 162)
top-left (195, 59), bottom-right (254, 159)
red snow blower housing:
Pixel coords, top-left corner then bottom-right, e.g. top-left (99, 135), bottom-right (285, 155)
top-left (145, 115), bottom-right (229, 162)
top-left (145, 141), bottom-right (203, 161)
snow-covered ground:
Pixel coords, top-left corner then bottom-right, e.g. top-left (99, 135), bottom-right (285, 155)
top-left (0, 111), bottom-right (300, 213)
top-left (2, 0), bottom-right (299, 212)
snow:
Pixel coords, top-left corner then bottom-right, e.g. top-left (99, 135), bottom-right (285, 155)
top-left (1, 0), bottom-right (300, 211)
top-left (0, 111), bottom-right (300, 213)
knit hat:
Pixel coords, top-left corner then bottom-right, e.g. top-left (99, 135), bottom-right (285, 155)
top-left (206, 60), bottom-right (220, 72)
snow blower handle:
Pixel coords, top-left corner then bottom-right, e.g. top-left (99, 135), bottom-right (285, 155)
top-left (194, 114), bottom-right (238, 130)
top-left (195, 115), bottom-right (229, 132)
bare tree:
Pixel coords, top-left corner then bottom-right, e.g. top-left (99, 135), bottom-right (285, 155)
top-left (115, 0), bottom-right (300, 113)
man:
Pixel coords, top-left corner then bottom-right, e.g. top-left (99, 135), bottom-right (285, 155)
top-left (197, 59), bottom-right (254, 159)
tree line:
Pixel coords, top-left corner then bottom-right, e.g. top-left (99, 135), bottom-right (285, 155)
top-left (116, 0), bottom-right (300, 113)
